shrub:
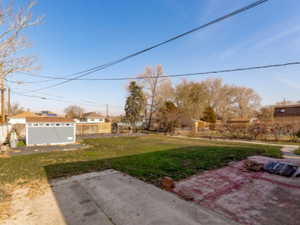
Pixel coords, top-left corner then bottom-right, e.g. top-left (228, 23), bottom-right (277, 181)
top-left (17, 140), bottom-right (26, 147)
top-left (296, 129), bottom-right (300, 139)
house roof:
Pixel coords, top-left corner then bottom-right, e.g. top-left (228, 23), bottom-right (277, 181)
top-left (83, 112), bottom-right (104, 119)
top-left (26, 117), bottom-right (74, 123)
top-left (274, 104), bottom-right (300, 109)
top-left (274, 104), bottom-right (300, 117)
top-left (38, 111), bottom-right (58, 117)
top-left (10, 111), bottom-right (40, 119)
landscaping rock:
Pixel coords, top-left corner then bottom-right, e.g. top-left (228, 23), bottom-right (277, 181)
top-left (242, 159), bottom-right (264, 172)
top-left (0, 145), bottom-right (10, 153)
top-left (160, 177), bottom-right (175, 191)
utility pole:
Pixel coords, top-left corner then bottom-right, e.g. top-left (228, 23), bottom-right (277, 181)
top-left (7, 87), bottom-right (11, 116)
top-left (1, 78), bottom-right (5, 124)
top-left (106, 104), bottom-right (109, 118)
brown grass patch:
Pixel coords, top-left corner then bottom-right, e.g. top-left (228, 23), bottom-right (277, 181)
top-left (0, 179), bottom-right (49, 222)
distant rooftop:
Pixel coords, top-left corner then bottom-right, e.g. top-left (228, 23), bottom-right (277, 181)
top-left (274, 104), bottom-right (300, 109)
top-left (10, 112), bottom-right (40, 119)
top-left (38, 110), bottom-right (58, 117)
top-left (83, 112), bottom-right (104, 119)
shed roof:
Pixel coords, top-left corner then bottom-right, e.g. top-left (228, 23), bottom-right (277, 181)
top-left (26, 117), bottom-right (74, 123)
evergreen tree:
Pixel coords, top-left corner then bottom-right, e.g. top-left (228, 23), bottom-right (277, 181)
top-left (202, 106), bottom-right (216, 123)
top-left (124, 81), bottom-right (145, 132)
top-left (158, 101), bottom-right (180, 134)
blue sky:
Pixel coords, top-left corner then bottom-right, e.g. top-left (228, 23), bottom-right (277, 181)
top-left (10, 0), bottom-right (300, 115)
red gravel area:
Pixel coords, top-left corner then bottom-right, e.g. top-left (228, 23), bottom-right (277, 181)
top-left (173, 156), bottom-right (300, 225)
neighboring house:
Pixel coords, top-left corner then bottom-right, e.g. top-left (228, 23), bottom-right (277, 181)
top-left (25, 117), bottom-right (76, 146)
top-left (79, 112), bottom-right (105, 123)
top-left (8, 112), bottom-right (40, 125)
top-left (38, 110), bottom-right (58, 117)
top-left (274, 104), bottom-right (300, 124)
top-left (75, 113), bottom-right (111, 135)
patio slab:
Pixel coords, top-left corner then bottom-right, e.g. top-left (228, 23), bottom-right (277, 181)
top-left (173, 156), bottom-right (300, 225)
top-left (1, 170), bottom-right (237, 225)
top-left (50, 170), bottom-right (237, 225)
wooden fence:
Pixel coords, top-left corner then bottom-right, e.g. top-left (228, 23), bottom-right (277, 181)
top-left (76, 122), bottom-right (111, 135)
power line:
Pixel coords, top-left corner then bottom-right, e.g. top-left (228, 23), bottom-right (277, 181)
top-left (16, 71), bottom-right (66, 80)
top-left (11, 60), bottom-right (300, 111)
top-left (13, 61), bottom-right (300, 82)
top-left (11, 89), bottom-right (122, 109)
top-left (6, 78), bottom-right (54, 84)
top-left (12, 91), bottom-right (106, 108)
top-left (24, 0), bottom-right (269, 92)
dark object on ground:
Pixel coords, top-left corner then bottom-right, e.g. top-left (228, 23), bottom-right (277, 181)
top-left (264, 161), bottom-right (298, 177)
top-left (294, 168), bottom-right (300, 177)
top-left (9, 144), bottom-right (86, 156)
top-left (77, 133), bottom-right (146, 141)
top-left (264, 161), bottom-right (279, 173)
top-left (160, 177), bottom-right (175, 191)
top-left (242, 159), bottom-right (264, 172)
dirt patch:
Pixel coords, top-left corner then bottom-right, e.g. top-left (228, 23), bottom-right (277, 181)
top-left (0, 186), bottom-right (11, 221)
top-left (0, 154), bottom-right (9, 158)
top-left (0, 180), bottom-right (52, 224)
top-left (0, 183), bottom-right (65, 225)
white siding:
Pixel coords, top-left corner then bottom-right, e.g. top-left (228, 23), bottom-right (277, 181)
top-left (86, 118), bottom-right (105, 123)
top-left (9, 118), bottom-right (26, 125)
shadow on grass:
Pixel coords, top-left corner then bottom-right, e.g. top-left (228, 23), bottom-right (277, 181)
top-left (44, 145), bottom-right (276, 186)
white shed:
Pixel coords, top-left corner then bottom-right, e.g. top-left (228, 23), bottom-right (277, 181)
top-left (25, 117), bottom-right (76, 146)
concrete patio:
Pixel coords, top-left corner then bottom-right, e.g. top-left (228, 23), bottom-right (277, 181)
top-left (2, 170), bottom-right (237, 225)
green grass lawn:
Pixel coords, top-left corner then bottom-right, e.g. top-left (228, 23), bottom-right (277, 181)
top-left (0, 135), bottom-right (282, 187)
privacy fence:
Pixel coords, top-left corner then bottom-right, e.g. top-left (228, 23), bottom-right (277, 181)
top-left (76, 122), bottom-right (111, 135)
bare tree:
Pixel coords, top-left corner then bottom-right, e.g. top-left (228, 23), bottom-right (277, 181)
top-left (138, 65), bottom-right (171, 129)
top-left (231, 86), bottom-right (261, 119)
top-left (257, 106), bottom-right (274, 122)
top-left (64, 105), bottom-right (85, 119)
top-left (201, 78), bottom-right (235, 121)
top-left (173, 78), bottom-right (262, 125)
top-left (275, 99), bottom-right (294, 106)
top-left (10, 103), bottom-right (25, 115)
top-left (175, 80), bottom-right (207, 121)
top-left (0, 0), bottom-right (43, 78)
